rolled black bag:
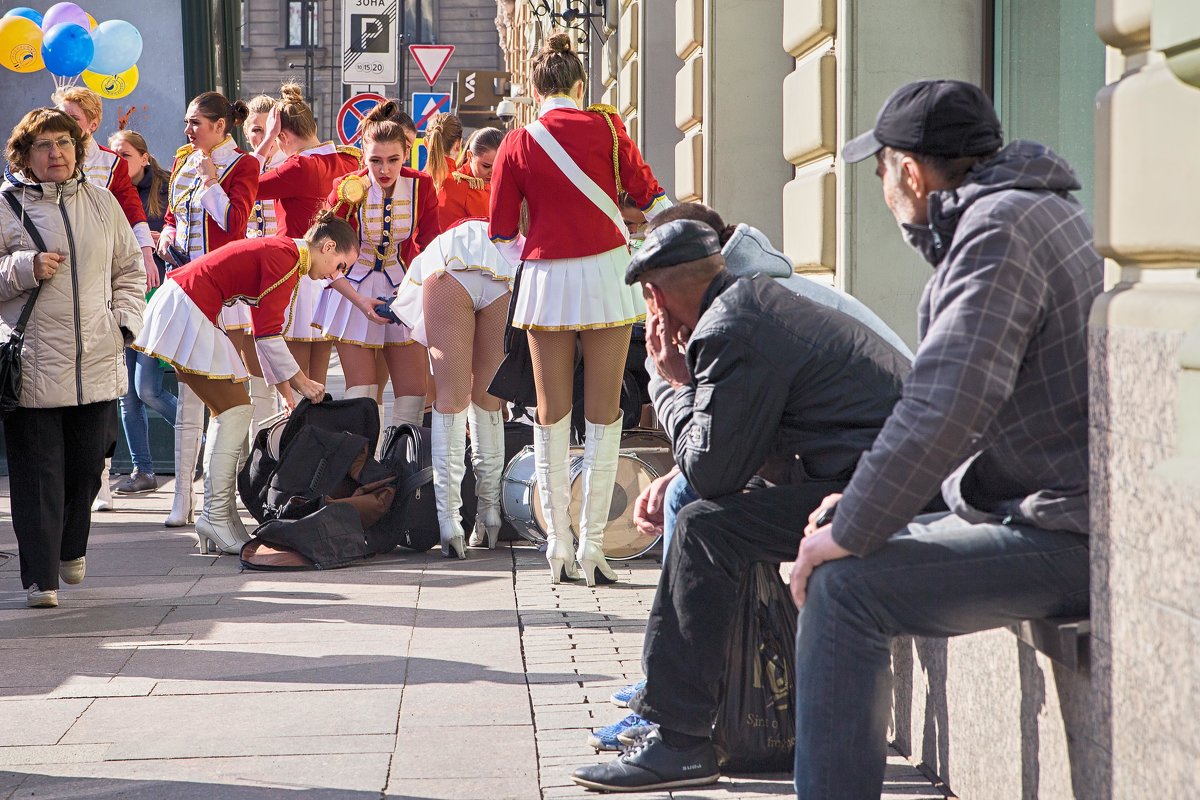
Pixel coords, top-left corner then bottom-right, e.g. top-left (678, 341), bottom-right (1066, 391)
top-left (711, 562), bottom-right (798, 773)
top-left (487, 263), bottom-right (539, 410)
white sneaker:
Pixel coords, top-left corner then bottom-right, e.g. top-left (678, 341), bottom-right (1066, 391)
top-left (27, 584), bottom-right (58, 608)
top-left (59, 557), bottom-right (85, 585)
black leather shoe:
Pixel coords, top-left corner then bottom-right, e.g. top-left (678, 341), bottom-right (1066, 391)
top-left (571, 730), bottom-right (719, 793)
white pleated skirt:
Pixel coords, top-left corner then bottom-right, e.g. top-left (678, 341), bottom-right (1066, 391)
top-left (314, 270), bottom-right (417, 348)
top-left (219, 300), bottom-right (251, 331)
top-left (284, 276), bottom-right (328, 342)
top-left (392, 264), bottom-right (511, 347)
top-left (513, 246), bottom-right (645, 331)
top-left (133, 281), bottom-right (250, 382)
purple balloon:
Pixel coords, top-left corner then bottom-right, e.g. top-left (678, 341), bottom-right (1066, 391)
top-left (41, 2), bottom-right (89, 32)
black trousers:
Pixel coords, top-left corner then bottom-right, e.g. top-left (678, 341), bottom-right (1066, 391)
top-left (4, 401), bottom-right (118, 590)
top-left (630, 480), bottom-right (847, 738)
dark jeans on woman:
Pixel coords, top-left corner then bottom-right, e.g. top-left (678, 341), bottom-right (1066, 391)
top-left (4, 400), bottom-right (118, 590)
top-left (629, 480), bottom-right (847, 738)
top-left (119, 347), bottom-right (178, 472)
top-left (792, 512), bottom-right (1089, 799)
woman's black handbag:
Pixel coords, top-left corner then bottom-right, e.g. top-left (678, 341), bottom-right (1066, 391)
top-left (487, 262), bottom-right (540, 410)
top-left (0, 192), bottom-right (46, 418)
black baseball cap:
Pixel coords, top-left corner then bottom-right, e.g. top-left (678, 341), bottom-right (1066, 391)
top-left (842, 80), bottom-right (1003, 164)
top-left (625, 220), bottom-right (722, 284)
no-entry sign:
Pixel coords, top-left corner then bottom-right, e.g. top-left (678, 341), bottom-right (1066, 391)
top-left (337, 93), bottom-right (387, 146)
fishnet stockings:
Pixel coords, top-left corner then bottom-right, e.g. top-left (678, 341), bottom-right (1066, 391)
top-left (424, 272), bottom-right (509, 414)
top-left (528, 326), bottom-right (632, 425)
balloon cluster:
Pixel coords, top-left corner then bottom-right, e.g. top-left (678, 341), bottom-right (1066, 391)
top-left (0, 3), bottom-right (142, 98)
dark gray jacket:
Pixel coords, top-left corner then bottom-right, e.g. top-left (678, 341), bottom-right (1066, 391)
top-left (832, 141), bottom-right (1103, 556)
top-left (650, 271), bottom-right (911, 500)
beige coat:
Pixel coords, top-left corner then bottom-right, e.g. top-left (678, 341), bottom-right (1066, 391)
top-left (0, 170), bottom-right (145, 408)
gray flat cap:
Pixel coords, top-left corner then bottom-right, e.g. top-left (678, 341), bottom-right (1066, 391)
top-left (625, 219), bottom-right (723, 285)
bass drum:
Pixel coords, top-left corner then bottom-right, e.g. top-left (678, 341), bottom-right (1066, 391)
top-left (499, 430), bottom-right (675, 560)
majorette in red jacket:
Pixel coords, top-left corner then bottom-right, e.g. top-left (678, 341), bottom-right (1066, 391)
top-left (327, 167), bottom-right (441, 284)
top-left (163, 136), bottom-right (259, 260)
top-left (82, 138), bottom-right (152, 250)
top-left (433, 156), bottom-right (491, 229)
top-left (257, 141), bottom-right (361, 237)
top-left (488, 99), bottom-right (669, 260)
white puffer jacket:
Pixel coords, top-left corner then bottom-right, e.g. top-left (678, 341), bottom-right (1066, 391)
top-left (0, 169), bottom-right (145, 408)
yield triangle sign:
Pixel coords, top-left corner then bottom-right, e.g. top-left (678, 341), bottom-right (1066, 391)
top-left (410, 45), bottom-right (455, 87)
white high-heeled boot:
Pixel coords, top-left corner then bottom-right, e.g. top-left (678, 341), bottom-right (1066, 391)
top-left (432, 408), bottom-right (468, 559)
top-left (380, 395), bottom-right (427, 457)
top-left (165, 384), bottom-right (204, 527)
top-left (92, 459), bottom-right (114, 512)
top-left (195, 404), bottom-right (254, 555)
top-left (576, 417), bottom-right (624, 587)
top-left (468, 404), bottom-right (504, 548)
top-left (247, 376), bottom-right (277, 438)
top-left (535, 413), bottom-right (579, 583)
top-left (344, 384), bottom-right (378, 402)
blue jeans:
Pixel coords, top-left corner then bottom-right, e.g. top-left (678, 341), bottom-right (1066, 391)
top-left (793, 512), bottom-right (1089, 799)
top-left (661, 471), bottom-right (699, 556)
top-left (118, 348), bottom-right (178, 472)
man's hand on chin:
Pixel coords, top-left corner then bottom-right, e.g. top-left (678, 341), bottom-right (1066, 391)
top-left (789, 526), bottom-right (853, 608)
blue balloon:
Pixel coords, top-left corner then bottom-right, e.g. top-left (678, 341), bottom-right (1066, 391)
top-left (88, 20), bottom-right (141, 75)
top-left (41, 23), bottom-right (93, 77)
top-left (3, 7), bottom-right (43, 26)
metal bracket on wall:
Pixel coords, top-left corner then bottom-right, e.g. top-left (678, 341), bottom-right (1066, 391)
top-left (1010, 616), bottom-right (1091, 672)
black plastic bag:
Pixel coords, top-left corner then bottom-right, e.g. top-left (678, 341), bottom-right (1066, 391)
top-left (712, 562), bottom-right (798, 773)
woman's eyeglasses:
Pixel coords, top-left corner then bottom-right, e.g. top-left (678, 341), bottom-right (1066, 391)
top-left (31, 137), bottom-right (75, 155)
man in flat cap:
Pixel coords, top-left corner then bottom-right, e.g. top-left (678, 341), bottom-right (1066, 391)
top-left (787, 80), bottom-right (1102, 798)
top-left (572, 219), bottom-right (914, 792)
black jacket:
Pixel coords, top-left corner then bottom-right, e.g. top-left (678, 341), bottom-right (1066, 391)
top-left (650, 271), bottom-right (910, 500)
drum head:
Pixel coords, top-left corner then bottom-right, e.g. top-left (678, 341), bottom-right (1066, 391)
top-left (620, 429), bottom-right (674, 485)
top-left (570, 453), bottom-right (661, 560)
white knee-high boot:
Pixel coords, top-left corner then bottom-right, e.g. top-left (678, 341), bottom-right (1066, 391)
top-left (381, 395), bottom-right (427, 457)
top-left (576, 417), bottom-right (623, 586)
top-left (165, 384), bottom-right (204, 527)
top-left (432, 409), bottom-right (468, 559)
top-left (92, 459), bottom-right (114, 512)
top-left (468, 404), bottom-right (505, 548)
top-left (344, 384), bottom-right (378, 402)
top-left (535, 413), bottom-right (579, 583)
top-left (247, 376), bottom-right (277, 439)
top-left (195, 404), bottom-right (254, 555)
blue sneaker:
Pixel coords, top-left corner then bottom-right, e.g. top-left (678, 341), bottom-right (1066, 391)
top-left (588, 713), bottom-right (650, 751)
top-left (609, 678), bottom-right (646, 708)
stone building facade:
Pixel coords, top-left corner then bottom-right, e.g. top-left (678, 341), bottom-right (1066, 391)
top-left (496, 1), bottom-right (1200, 798)
top-left (239, 0), bottom-right (503, 142)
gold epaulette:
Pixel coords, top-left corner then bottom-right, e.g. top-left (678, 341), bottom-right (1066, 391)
top-left (336, 174), bottom-right (368, 206)
top-left (174, 143), bottom-right (195, 160)
top-left (587, 103), bottom-right (619, 116)
top-left (335, 145), bottom-right (362, 162)
top-left (451, 171), bottom-right (486, 191)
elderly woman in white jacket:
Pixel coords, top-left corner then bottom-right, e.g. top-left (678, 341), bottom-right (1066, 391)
top-left (0, 108), bottom-right (145, 608)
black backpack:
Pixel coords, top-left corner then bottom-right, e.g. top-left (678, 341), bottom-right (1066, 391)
top-left (376, 423), bottom-right (455, 552)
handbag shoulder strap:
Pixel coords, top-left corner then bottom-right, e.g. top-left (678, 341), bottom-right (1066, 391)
top-left (525, 120), bottom-right (629, 245)
top-left (2, 190), bottom-right (46, 335)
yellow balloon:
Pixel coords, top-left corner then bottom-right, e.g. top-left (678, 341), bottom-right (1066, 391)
top-left (87, 14), bottom-right (98, 31)
top-left (0, 15), bottom-right (44, 74)
top-left (82, 65), bottom-right (139, 100)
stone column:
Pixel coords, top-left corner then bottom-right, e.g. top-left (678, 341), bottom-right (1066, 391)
top-left (1091, 0), bottom-right (1200, 795)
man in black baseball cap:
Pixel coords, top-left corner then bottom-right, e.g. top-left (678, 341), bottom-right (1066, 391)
top-left (788, 80), bottom-right (1102, 799)
top-left (572, 221), bottom-right (913, 791)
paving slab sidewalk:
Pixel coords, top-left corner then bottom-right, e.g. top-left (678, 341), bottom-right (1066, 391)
top-left (0, 480), bottom-right (948, 799)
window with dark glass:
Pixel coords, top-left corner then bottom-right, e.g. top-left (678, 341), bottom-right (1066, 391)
top-left (286, 0), bottom-right (320, 47)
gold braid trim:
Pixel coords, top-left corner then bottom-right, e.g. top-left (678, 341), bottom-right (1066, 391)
top-left (588, 105), bottom-right (623, 196)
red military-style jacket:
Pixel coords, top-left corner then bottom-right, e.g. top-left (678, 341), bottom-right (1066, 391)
top-left (168, 235), bottom-right (311, 339)
top-left (434, 156), bottom-right (491, 229)
top-left (82, 138), bottom-right (152, 249)
top-left (163, 137), bottom-right (259, 259)
top-left (327, 167), bottom-right (441, 273)
top-left (489, 99), bottom-right (669, 260)
top-left (257, 142), bottom-right (361, 237)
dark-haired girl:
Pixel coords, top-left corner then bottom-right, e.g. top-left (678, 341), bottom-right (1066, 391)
top-left (136, 213), bottom-right (358, 555)
top-left (155, 92), bottom-right (260, 529)
top-left (319, 100), bottom-right (440, 437)
top-left (489, 33), bottom-right (670, 586)
top-left (426, 118), bottom-right (504, 229)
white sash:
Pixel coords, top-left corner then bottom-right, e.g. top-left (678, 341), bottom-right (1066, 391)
top-left (525, 120), bottom-right (629, 245)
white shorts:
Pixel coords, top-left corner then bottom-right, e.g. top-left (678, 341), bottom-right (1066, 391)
top-left (392, 264), bottom-right (511, 347)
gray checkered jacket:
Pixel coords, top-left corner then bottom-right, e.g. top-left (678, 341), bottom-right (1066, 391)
top-left (832, 141), bottom-right (1103, 556)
